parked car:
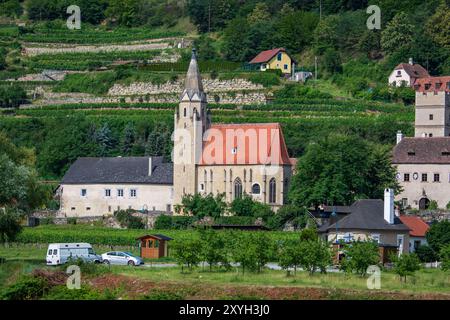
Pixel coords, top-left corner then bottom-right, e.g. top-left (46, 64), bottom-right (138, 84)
top-left (101, 251), bottom-right (144, 266)
top-left (46, 243), bottom-right (102, 266)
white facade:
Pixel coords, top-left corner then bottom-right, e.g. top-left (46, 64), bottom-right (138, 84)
top-left (409, 236), bottom-right (427, 253)
top-left (60, 183), bottom-right (174, 217)
top-left (388, 68), bottom-right (412, 87)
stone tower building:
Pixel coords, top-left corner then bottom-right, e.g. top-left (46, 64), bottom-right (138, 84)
top-left (414, 76), bottom-right (450, 138)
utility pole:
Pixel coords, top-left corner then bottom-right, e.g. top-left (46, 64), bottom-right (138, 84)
top-left (315, 56), bottom-right (318, 83)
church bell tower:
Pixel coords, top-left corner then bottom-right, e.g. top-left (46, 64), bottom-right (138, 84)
top-left (173, 49), bottom-right (210, 206)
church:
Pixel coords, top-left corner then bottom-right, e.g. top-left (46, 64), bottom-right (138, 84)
top-left (59, 50), bottom-right (295, 217)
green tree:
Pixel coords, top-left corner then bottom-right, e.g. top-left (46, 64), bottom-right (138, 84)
top-left (299, 228), bottom-right (318, 242)
top-left (289, 134), bottom-right (400, 207)
top-left (425, 1), bottom-right (450, 49)
top-left (392, 253), bottom-right (421, 282)
top-left (181, 193), bottom-right (226, 218)
top-left (221, 17), bottom-right (251, 62)
top-left (313, 15), bottom-right (339, 54)
top-left (298, 238), bottom-right (332, 275)
top-left (340, 241), bottom-right (380, 276)
top-left (0, 207), bottom-right (22, 244)
top-left (94, 123), bottom-right (116, 156)
top-left (105, 0), bottom-right (139, 27)
top-left (426, 221), bottom-right (450, 253)
top-left (415, 245), bottom-right (438, 263)
top-left (278, 240), bottom-right (302, 276)
top-left (247, 2), bottom-right (270, 25)
top-left (381, 12), bottom-right (414, 55)
top-left (230, 194), bottom-right (274, 223)
top-left (0, 85), bottom-right (27, 108)
top-left (440, 244), bottom-right (450, 271)
top-left (230, 233), bottom-right (258, 274)
top-left (120, 123), bottom-right (135, 156)
top-left (172, 238), bottom-right (203, 272)
top-left (199, 229), bottom-right (229, 271)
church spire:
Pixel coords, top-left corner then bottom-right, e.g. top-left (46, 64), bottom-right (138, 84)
top-left (181, 48), bottom-right (206, 102)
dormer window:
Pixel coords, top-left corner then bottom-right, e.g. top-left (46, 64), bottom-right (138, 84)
top-left (442, 151), bottom-right (450, 156)
top-left (407, 151), bottom-right (415, 156)
top-left (425, 83), bottom-right (431, 90)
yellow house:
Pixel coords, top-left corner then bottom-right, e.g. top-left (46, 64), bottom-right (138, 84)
top-left (249, 48), bottom-right (294, 75)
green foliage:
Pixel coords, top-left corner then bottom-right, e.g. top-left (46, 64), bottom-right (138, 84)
top-left (289, 134), bottom-right (401, 207)
top-left (299, 228), bottom-right (318, 242)
top-left (274, 84), bottom-right (332, 99)
top-left (39, 217), bottom-right (54, 225)
top-left (0, 208), bottom-right (22, 244)
top-left (0, 0), bottom-right (22, 18)
top-left (0, 275), bottom-right (49, 300)
top-left (297, 238), bottom-right (332, 275)
top-left (67, 217), bottom-right (77, 225)
top-left (340, 241), bottom-right (380, 276)
top-left (114, 209), bottom-right (145, 229)
top-left (0, 84), bottom-right (27, 108)
top-left (171, 238), bottom-right (203, 272)
top-left (43, 285), bottom-right (103, 300)
top-left (278, 239), bottom-right (302, 275)
top-left (415, 245), bottom-right (438, 263)
top-left (248, 72), bottom-right (280, 87)
top-left (199, 229), bottom-right (229, 270)
top-left (447, 201), bottom-right (450, 210)
top-left (54, 72), bottom-right (120, 95)
top-left (440, 244), bottom-right (450, 271)
top-left (426, 221), bottom-right (450, 253)
top-left (428, 200), bottom-right (439, 211)
top-left (142, 289), bottom-right (185, 300)
top-left (392, 253), bottom-right (421, 282)
top-left (381, 12), bottom-right (414, 55)
top-left (265, 205), bottom-right (308, 230)
top-left (180, 193), bottom-right (227, 219)
top-left (154, 215), bottom-right (173, 229)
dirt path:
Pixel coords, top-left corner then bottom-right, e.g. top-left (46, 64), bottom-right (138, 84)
top-left (88, 274), bottom-right (450, 300)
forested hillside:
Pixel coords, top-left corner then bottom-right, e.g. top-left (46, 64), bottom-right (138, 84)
top-left (0, 0), bottom-right (449, 182)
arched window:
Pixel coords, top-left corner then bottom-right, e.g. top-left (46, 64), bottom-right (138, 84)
top-left (269, 178), bottom-right (276, 203)
top-left (234, 178), bottom-right (243, 199)
top-left (251, 183), bottom-right (261, 194)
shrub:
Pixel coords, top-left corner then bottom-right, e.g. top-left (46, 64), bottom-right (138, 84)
top-left (392, 253), bottom-right (421, 282)
top-left (415, 245), bottom-right (438, 263)
top-left (340, 241), bottom-right (380, 276)
top-left (43, 285), bottom-right (103, 300)
top-left (171, 238), bottom-right (203, 272)
top-left (426, 220), bottom-right (450, 253)
top-left (67, 217), bottom-right (77, 225)
top-left (114, 209), bottom-right (145, 229)
top-left (154, 215), bottom-right (173, 229)
top-left (446, 201), bottom-right (450, 210)
top-left (0, 276), bottom-right (49, 300)
top-left (39, 217), bottom-right (54, 225)
top-left (428, 200), bottom-right (439, 210)
top-left (440, 245), bottom-right (450, 271)
top-left (248, 72), bottom-right (280, 87)
top-left (142, 289), bottom-right (185, 300)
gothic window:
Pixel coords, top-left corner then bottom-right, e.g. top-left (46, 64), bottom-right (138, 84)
top-left (269, 178), bottom-right (276, 203)
top-left (251, 183), bottom-right (261, 194)
top-left (234, 178), bottom-right (243, 199)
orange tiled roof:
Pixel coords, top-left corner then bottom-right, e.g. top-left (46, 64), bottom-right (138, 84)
top-left (413, 76), bottom-right (450, 93)
top-left (200, 123), bottom-right (293, 166)
top-left (399, 216), bottom-right (430, 237)
top-left (249, 48), bottom-right (286, 64)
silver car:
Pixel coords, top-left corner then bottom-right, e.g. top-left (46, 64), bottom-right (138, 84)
top-left (101, 251), bottom-right (144, 266)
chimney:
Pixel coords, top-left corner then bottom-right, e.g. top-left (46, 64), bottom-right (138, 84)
top-left (384, 188), bottom-right (394, 224)
top-left (148, 157), bottom-right (153, 176)
top-left (396, 131), bottom-right (403, 144)
top-left (409, 57), bottom-right (413, 65)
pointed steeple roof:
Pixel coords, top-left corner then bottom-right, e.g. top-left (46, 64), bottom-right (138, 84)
top-left (181, 48), bottom-right (206, 102)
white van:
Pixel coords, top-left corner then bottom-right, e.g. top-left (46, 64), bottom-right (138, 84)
top-left (46, 243), bottom-right (102, 266)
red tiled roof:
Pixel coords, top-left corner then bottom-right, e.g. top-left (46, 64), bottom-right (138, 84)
top-left (249, 48), bottom-right (286, 64)
top-left (200, 123), bottom-right (293, 165)
top-left (395, 63), bottom-right (430, 79)
top-left (413, 76), bottom-right (450, 93)
top-left (399, 216), bottom-right (429, 237)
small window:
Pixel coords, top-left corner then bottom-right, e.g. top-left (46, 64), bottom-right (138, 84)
top-left (148, 240), bottom-right (153, 248)
top-left (154, 240), bottom-right (159, 248)
top-left (404, 173), bottom-right (410, 182)
top-left (429, 133), bottom-right (433, 137)
top-left (371, 234), bottom-right (380, 244)
top-left (105, 189), bottom-right (111, 197)
top-left (425, 83), bottom-right (431, 90)
top-left (231, 147), bottom-right (237, 154)
top-left (429, 114), bottom-right (434, 120)
top-left (86, 207), bottom-right (91, 211)
top-left (53, 249), bottom-right (58, 255)
top-left (421, 173), bottom-right (428, 182)
top-left (48, 249), bottom-right (52, 255)
top-left (284, 64), bottom-right (288, 70)
top-left (277, 53), bottom-right (282, 61)
top-left (183, 108), bottom-right (187, 117)
top-left (442, 151), bottom-right (450, 156)
top-left (71, 207), bottom-right (75, 211)
top-left (142, 241), bottom-right (146, 248)
top-left (81, 189), bottom-right (87, 197)
top-left (435, 82), bottom-right (442, 90)
top-left (130, 189), bottom-right (137, 197)
top-left (408, 151), bottom-right (415, 156)
top-left (117, 189), bottom-right (124, 197)
top-left (251, 183), bottom-right (261, 194)
top-left (397, 70), bottom-right (401, 76)
top-left (108, 206), bottom-right (111, 212)
top-left (200, 183), bottom-right (204, 191)
top-left (434, 174), bottom-right (440, 182)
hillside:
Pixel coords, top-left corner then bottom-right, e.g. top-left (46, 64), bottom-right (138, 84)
top-left (0, 0), bottom-right (448, 180)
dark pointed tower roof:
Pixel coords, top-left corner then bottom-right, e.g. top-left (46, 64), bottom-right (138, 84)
top-left (181, 48), bottom-right (206, 102)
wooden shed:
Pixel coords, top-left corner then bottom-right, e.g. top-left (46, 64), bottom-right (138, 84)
top-left (136, 234), bottom-right (172, 259)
